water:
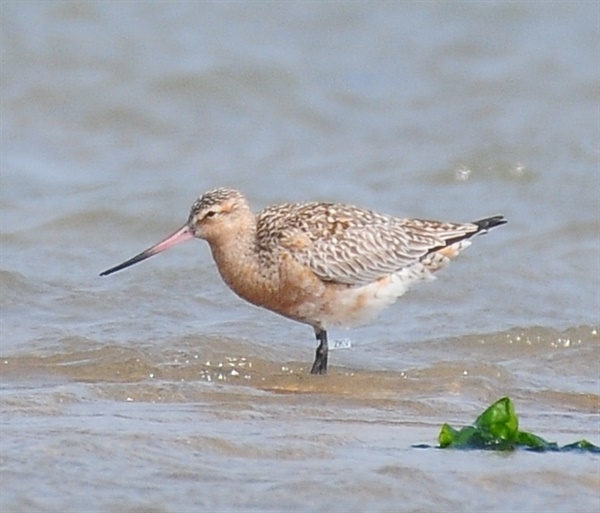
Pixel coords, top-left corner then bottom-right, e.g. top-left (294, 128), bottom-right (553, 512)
top-left (1, 2), bottom-right (599, 512)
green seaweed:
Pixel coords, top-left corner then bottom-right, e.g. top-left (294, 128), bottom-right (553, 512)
top-left (435, 397), bottom-right (599, 452)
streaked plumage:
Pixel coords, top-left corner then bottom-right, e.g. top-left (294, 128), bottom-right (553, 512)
top-left (101, 187), bottom-right (507, 375)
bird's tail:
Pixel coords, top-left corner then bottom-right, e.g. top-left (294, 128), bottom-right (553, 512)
top-left (436, 215), bottom-right (507, 249)
top-left (472, 215), bottom-right (507, 235)
top-left (421, 215), bottom-right (507, 272)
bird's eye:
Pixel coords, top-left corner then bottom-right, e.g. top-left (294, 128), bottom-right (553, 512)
top-left (204, 210), bottom-right (218, 219)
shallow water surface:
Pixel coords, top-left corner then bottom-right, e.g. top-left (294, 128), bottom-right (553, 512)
top-left (1, 2), bottom-right (599, 512)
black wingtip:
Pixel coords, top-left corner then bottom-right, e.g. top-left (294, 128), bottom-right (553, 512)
top-left (473, 215), bottom-right (507, 233)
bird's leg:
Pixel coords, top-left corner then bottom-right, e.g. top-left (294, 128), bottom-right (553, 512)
top-left (310, 328), bottom-right (328, 375)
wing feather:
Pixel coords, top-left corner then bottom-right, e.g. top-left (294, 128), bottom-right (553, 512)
top-left (256, 202), bottom-right (479, 286)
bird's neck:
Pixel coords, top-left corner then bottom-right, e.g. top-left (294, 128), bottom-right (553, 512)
top-left (207, 220), bottom-right (276, 308)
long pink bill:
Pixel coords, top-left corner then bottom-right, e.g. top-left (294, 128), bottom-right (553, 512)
top-left (100, 225), bottom-right (193, 276)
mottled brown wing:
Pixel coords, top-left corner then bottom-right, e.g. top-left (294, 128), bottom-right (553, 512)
top-left (257, 202), bottom-right (478, 286)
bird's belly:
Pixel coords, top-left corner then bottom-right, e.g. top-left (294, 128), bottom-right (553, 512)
top-left (319, 273), bottom-right (414, 327)
top-left (222, 253), bottom-right (431, 330)
top-left (272, 270), bottom-right (422, 329)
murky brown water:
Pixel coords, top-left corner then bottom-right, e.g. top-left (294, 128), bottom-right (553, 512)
top-left (2, 2), bottom-right (599, 512)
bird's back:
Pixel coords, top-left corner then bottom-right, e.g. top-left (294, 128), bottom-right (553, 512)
top-left (254, 201), bottom-right (499, 287)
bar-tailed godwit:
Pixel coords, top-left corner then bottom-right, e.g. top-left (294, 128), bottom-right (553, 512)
top-left (101, 188), bottom-right (506, 375)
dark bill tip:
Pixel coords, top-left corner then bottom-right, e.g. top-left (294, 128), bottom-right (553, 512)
top-left (99, 248), bottom-right (155, 276)
top-left (99, 225), bottom-right (193, 277)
